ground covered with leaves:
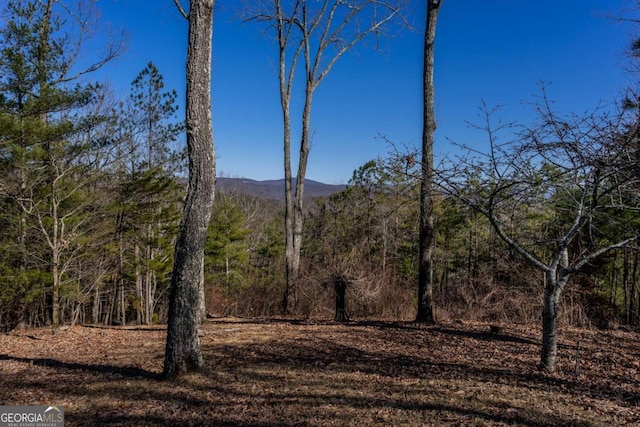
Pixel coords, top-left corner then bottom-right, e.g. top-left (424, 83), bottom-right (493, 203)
top-left (0, 318), bottom-right (638, 426)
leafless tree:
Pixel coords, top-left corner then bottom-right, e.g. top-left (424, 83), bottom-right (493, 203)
top-left (248, 0), bottom-right (407, 314)
top-left (416, 0), bottom-right (444, 324)
top-left (438, 93), bottom-right (640, 372)
top-left (164, 0), bottom-right (215, 379)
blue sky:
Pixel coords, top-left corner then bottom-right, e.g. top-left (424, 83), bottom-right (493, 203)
top-left (91, 0), bottom-right (635, 183)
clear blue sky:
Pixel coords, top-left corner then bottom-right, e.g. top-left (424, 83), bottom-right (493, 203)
top-left (91, 0), bottom-right (634, 184)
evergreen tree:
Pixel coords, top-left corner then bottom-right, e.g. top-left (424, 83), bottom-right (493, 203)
top-left (109, 62), bottom-right (185, 325)
top-left (205, 193), bottom-right (250, 293)
top-left (0, 0), bottom-right (118, 328)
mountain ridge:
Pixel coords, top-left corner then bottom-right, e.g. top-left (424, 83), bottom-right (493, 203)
top-left (216, 177), bottom-right (346, 201)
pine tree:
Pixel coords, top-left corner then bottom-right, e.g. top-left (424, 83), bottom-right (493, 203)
top-left (205, 193), bottom-right (250, 293)
top-left (109, 62), bottom-right (185, 325)
top-left (0, 0), bottom-right (118, 328)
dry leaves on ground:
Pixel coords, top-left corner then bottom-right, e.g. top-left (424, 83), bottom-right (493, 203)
top-left (0, 319), bottom-right (638, 426)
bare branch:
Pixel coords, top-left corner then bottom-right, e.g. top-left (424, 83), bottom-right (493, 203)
top-left (173, 0), bottom-right (189, 20)
top-left (570, 236), bottom-right (638, 272)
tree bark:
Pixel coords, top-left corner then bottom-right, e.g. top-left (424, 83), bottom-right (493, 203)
top-left (279, 0), bottom-right (295, 315)
top-left (540, 269), bottom-right (568, 373)
top-left (49, 171), bottom-right (61, 328)
top-left (284, 79), bottom-right (314, 314)
top-left (541, 274), bottom-right (559, 372)
top-left (624, 249), bottom-right (630, 324)
top-left (164, 0), bottom-right (215, 379)
top-left (416, 0), bottom-right (443, 324)
top-left (334, 275), bottom-right (349, 322)
top-left (135, 243), bottom-right (142, 324)
top-left (631, 252), bottom-right (638, 325)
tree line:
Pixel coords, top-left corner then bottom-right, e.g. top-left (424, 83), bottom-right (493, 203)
top-left (1, 0), bottom-right (640, 377)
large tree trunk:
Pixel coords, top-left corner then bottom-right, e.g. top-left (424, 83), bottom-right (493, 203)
top-left (416, 0), bottom-right (442, 324)
top-left (164, 0), bottom-right (215, 379)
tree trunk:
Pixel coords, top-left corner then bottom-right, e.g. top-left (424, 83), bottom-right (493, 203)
top-left (334, 276), bottom-right (349, 322)
top-left (51, 179), bottom-right (61, 329)
top-left (416, 0), bottom-right (443, 324)
top-left (145, 224), bottom-right (153, 324)
top-left (283, 182), bottom-right (294, 314)
top-left (540, 269), bottom-right (567, 373)
top-left (623, 248), bottom-right (630, 325)
top-left (164, 0), bottom-right (215, 379)
top-left (285, 82), bottom-right (314, 314)
top-left (280, 1), bottom-right (295, 314)
top-left (631, 252), bottom-right (638, 325)
top-left (199, 279), bottom-right (206, 323)
top-left (52, 245), bottom-right (60, 328)
top-left (610, 260), bottom-right (617, 307)
top-left (120, 279), bottom-right (126, 326)
top-left (93, 286), bottom-right (99, 324)
top-left (145, 270), bottom-right (153, 324)
top-left (134, 238), bottom-right (143, 324)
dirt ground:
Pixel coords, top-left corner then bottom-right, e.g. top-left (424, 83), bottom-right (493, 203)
top-left (0, 318), bottom-right (638, 426)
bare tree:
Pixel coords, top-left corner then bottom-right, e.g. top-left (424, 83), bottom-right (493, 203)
top-left (439, 93), bottom-right (640, 372)
top-left (164, 0), bottom-right (215, 379)
top-left (416, 0), bottom-right (444, 324)
top-left (249, 0), bottom-right (406, 314)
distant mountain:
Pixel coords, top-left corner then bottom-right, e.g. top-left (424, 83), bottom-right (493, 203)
top-left (217, 177), bottom-right (346, 201)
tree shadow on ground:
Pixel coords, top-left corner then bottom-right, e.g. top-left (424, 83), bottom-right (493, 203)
top-left (3, 320), bottom-right (638, 426)
top-left (433, 325), bottom-right (539, 345)
top-left (0, 354), bottom-right (161, 380)
top-left (80, 324), bottom-right (164, 332)
top-left (208, 333), bottom-right (639, 408)
top-left (205, 317), bottom-right (309, 326)
top-left (207, 317), bottom-right (540, 345)
top-left (193, 350), bottom-right (594, 427)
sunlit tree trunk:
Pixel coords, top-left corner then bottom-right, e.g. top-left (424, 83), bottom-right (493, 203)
top-left (540, 266), bottom-right (568, 372)
top-left (416, 0), bottom-right (443, 324)
top-left (279, 0), bottom-right (296, 314)
top-left (164, 0), bottom-right (215, 379)
top-left (51, 190), bottom-right (60, 328)
top-left (285, 78), bottom-right (314, 313)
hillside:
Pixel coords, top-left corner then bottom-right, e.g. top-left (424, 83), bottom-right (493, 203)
top-left (217, 177), bottom-right (346, 201)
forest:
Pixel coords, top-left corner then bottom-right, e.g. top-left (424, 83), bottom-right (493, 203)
top-left (1, 0), bottom-right (640, 359)
top-left (2, 0), bottom-right (639, 332)
top-left (1, 0), bottom-right (640, 424)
